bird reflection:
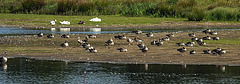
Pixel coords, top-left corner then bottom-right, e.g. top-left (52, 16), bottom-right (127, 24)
top-left (0, 63), bottom-right (7, 71)
top-left (216, 65), bottom-right (226, 72)
top-left (145, 64), bottom-right (148, 71)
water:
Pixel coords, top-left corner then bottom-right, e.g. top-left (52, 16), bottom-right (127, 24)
top-left (0, 27), bottom-right (240, 35)
top-left (1, 58), bottom-right (240, 83)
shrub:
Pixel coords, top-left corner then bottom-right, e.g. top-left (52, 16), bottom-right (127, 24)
top-left (21, 0), bottom-right (46, 13)
top-left (206, 7), bottom-right (240, 21)
top-left (186, 7), bottom-right (205, 21)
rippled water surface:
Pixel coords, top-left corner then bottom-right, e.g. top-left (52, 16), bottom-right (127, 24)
top-left (1, 58), bottom-right (240, 83)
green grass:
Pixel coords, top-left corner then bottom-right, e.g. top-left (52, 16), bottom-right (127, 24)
top-left (0, 13), bottom-right (185, 27)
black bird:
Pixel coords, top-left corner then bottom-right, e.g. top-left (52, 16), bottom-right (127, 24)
top-left (177, 47), bottom-right (187, 53)
top-left (61, 34), bottom-right (70, 38)
top-left (78, 21), bottom-right (85, 24)
top-left (47, 34), bottom-right (54, 38)
top-left (37, 32), bottom-right (43, 37)
top-left (188, 33), bottom-right (196, 37)
top-left (190, 50), bottom-right (196, 54)
top-left (117, 48), bottom-right (128, 52)
top-left (203, 49), bottom-right (211, 54)
top-left (146, 32), bottom-right (153, 37)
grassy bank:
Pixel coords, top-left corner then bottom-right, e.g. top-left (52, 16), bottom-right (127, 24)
top-left (0, 30), bottom-right (240, 65)
top-left (1, 13), bottom-right (240, 29)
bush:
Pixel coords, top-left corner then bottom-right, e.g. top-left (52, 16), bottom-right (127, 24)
top-left (21, 0), bottom-right (46, 13)
top-left (186, 8), bottom-right (205, 21)
top-left (121, 3), bottom-right (156, 17)
top-left (206, 7), bottom-right (240, 21)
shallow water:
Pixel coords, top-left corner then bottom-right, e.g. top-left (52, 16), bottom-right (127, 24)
top-left (0, 27), bottom-right (240, 35)
top-left (1, 58), bottom-right (240, 83)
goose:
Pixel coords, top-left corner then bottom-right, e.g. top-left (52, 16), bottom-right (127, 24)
top-left (191, 37), bottom-right (198, 42)
top-left (203, 36), bottom-right (211, 40)
top-left (213, 37), bottom-right (220, 40)
top-left (209, 31), bottom-right (217, 35)
top-left (177, 47), bottom-right (187, 53)
top-left (78, 21), bottom-right (85, 24)
top-left (211, 48), bottom-right (226, 55)
top-left (203, 29), bottom-right (211, 34)
top-left (196, 38), bottom-right (203, 42)
top-left (0, 51), bottom-right (7, 63)
top-left (188, 33), bottom-right (196, 37)
top-left (137, 43), bottom-right (146, 50)
top-left (117, 48), bottom-right (128, 52)
top-left (146, 32), bottom-right (153, 37)
top-left (61, 34), bottom-right (70, 38)
top-left (77, 37), bottom-right (85, 44)
top-left (50, 20), bottom-right (56, 25)
top-left (198, 42), bottom-right (207, 46)
top-left (151, 39), bottom-right (157, 45)
top-left (85, 46), bottom-right (94, 50)
top-left (60, 41), bottom-right (69, 47)
top-left (203, 49), bottom-right (211, 54)
top-left (218, 49), bottom-right (226, 55)
top-left (47, 34), bottom-right (54, 38)
top-left (83, 37), bottom-right (88, 43)
top-left (162, 37), bottom-right (170, 41)
top-left (105, 39), bottom-right (114, 46)
top-left (88, 48), bottom-right (97, 53)
top-left (166, 33), bottom-right (174, 37)
top-left (86, 35), bottom-right (96, 38)
top-left (37, 32), bottom-right (43, 37)
top-left (115, 35), bottom-right (126, 40)
top-left (134, 37), bottom-right (143, 43)
top-left (127, 38), bottom-right (134, 45)
top-left (176, 42), bottom-right (185, 46)
top-left (133, 30), bottom-right (142, 34)
top-left (141, 46), bottom-right (148, 53)
top-left (156, 41), bottom-right (163, 46)
top-left (82, 43), bottom-right (91, 48)
top-left (189, 50), bottom-right (196, 54)
top-left (185, 42), bottom-right (195, 46)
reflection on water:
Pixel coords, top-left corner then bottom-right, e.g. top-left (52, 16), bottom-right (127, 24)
top-left (1, 27), bottom-right (240, 35)
top-left (1, 57), bottom-right (240, 83)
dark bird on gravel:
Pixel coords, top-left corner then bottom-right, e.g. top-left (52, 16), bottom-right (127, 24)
top-left (117, 48), bottom-right (128, 52)
top-left (78, 21), bottom-right (85, 24)
top-left (203, 36), bottom-right (211, 40)
top-left (176, 42), bottom-right (185, 46)
top-left (156, 41), bottom-right (163, 46)
top-left (190, 50), bottom-right (196, 54)
top-left (177, 47), bottom-right (187, 53)
top-left (82, 43), bottom-right (91, 48)
top-left (137, 43), bottom-right (146, 50)
top-left (133, 30), bottom-right (142, 34)
top-left (60, 41), bottom-right (69, 47)
top-left (88, 48), bottom-right (97, 53)
top-left (186, 42), bottom-right (195, 46)
top-left (86, 35), bottom-right (96, 38)
top-left (37, 32), bottom-right (43, 37)
top-left (188, 33), bottom-right (196, 37)
top-left (191, 37), bottom-right (198, 42)
top-left (211, 48), bottom-right (226, 55)
top-left (115, 35), bottom-right (126, 40)
top-left (127, 38), bottom-right (134, 45)
top-left (134, 37), bottom-right (143, 43)
top-left (213, 37), bottom-right (220, 40)
top-left (105, 38), bottom-right (114, 46)
top-left (151, 39), bottom-right (157, 45)
top-left (146, 32), bottom-right (154, 37)
top-left (209, 31), bottom-right (217, 35)
top-left (166, 33), bottom-right (174, 37)
top-left (141, 46), bottom-right (148, 53)
top-left (61, 34), bottom-right (70, 38)
top-left (203, 29), bottom-right (211, 34)
top-left (47, 34), bottom-right (54, 38)
top-left (162, 37), bottom-right (170, 41)
top-left (203, 49), bottom-right (211, 54)
top-left (198, 42), bottom-right (207, 46)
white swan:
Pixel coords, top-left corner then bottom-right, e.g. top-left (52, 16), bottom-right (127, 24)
top-left (89, 17), bottom-right (101, 22)
top-left (50, 20), bottom-right (57, 25)
top-left (60, 21), bottom-right (70, 25)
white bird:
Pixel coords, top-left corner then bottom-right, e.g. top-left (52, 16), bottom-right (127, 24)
top-left (89, 17), bottom-right (101, 22)
top-left (50, 20), bottom-right (56, 25)
top-left (60, 21), bottom-right (70, 25)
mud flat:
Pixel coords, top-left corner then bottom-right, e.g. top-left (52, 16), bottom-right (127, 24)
top-left (0, 30), bottom-right (240, 65)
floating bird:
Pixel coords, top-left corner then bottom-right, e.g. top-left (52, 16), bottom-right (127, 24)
top-left (0, 51), bottom-right (7, 63)
top-left (86, 35), bottom-right (96, 38)
top-left (166, 33), bottom-right (174, 37)
top-left (213, 37), bottom-right (220, 40)
top-left (117, 48), bottom-right (128, 52)
top-left (47, 34), bottom-right (54, 38)
top-left (209, 31), bottom-right (217, 35)
top-left (176, 42), bottom-right (185, 46)
top-left (203, 49), bottom-right (211, 54)
top-left (188, 33), bottom-right (196, 37)
top-left (78, 21), bottom-right (85, 24)
top-left (61, 34), bottom-right (70, 38)
top-left (177, 47), bottom-right (187, 53)
top-left (60, 41), bottom-right (69, 47)
top-left (189, 50), bottom-right (196, 54)
top-left (37, 32), bottom-right (43, 37)
top-left (127, 38), bottom-right (134, 45)
top-left (105, 38), bottom-right (114, 46)
top-left (146, 32), bottom-right (154, 37)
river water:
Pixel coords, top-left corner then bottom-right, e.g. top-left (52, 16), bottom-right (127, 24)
top-left (1, 27), bottom-right (240, 83)
top-left (0, 58), bottom-right (240, 83)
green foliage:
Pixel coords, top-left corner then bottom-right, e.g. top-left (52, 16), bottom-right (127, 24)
top-left (121, 3), bottom-right (156, 17)
top-left (21, 0), bottom-right (46, 13)
top-left (186, 8), bottom-right (205, 21)
top-left (206, 7), bottom-right (240, 21)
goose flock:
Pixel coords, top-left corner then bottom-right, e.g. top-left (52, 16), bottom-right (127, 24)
top-left (35, 29), bottom-right (226, 56)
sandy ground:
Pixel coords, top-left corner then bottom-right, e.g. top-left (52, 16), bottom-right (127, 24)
top-left (0, 30), bottom-right (240, 65)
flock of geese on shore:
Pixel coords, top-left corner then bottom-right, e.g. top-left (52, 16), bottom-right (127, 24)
top-left (0, 29), bottom-right (227, 64)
